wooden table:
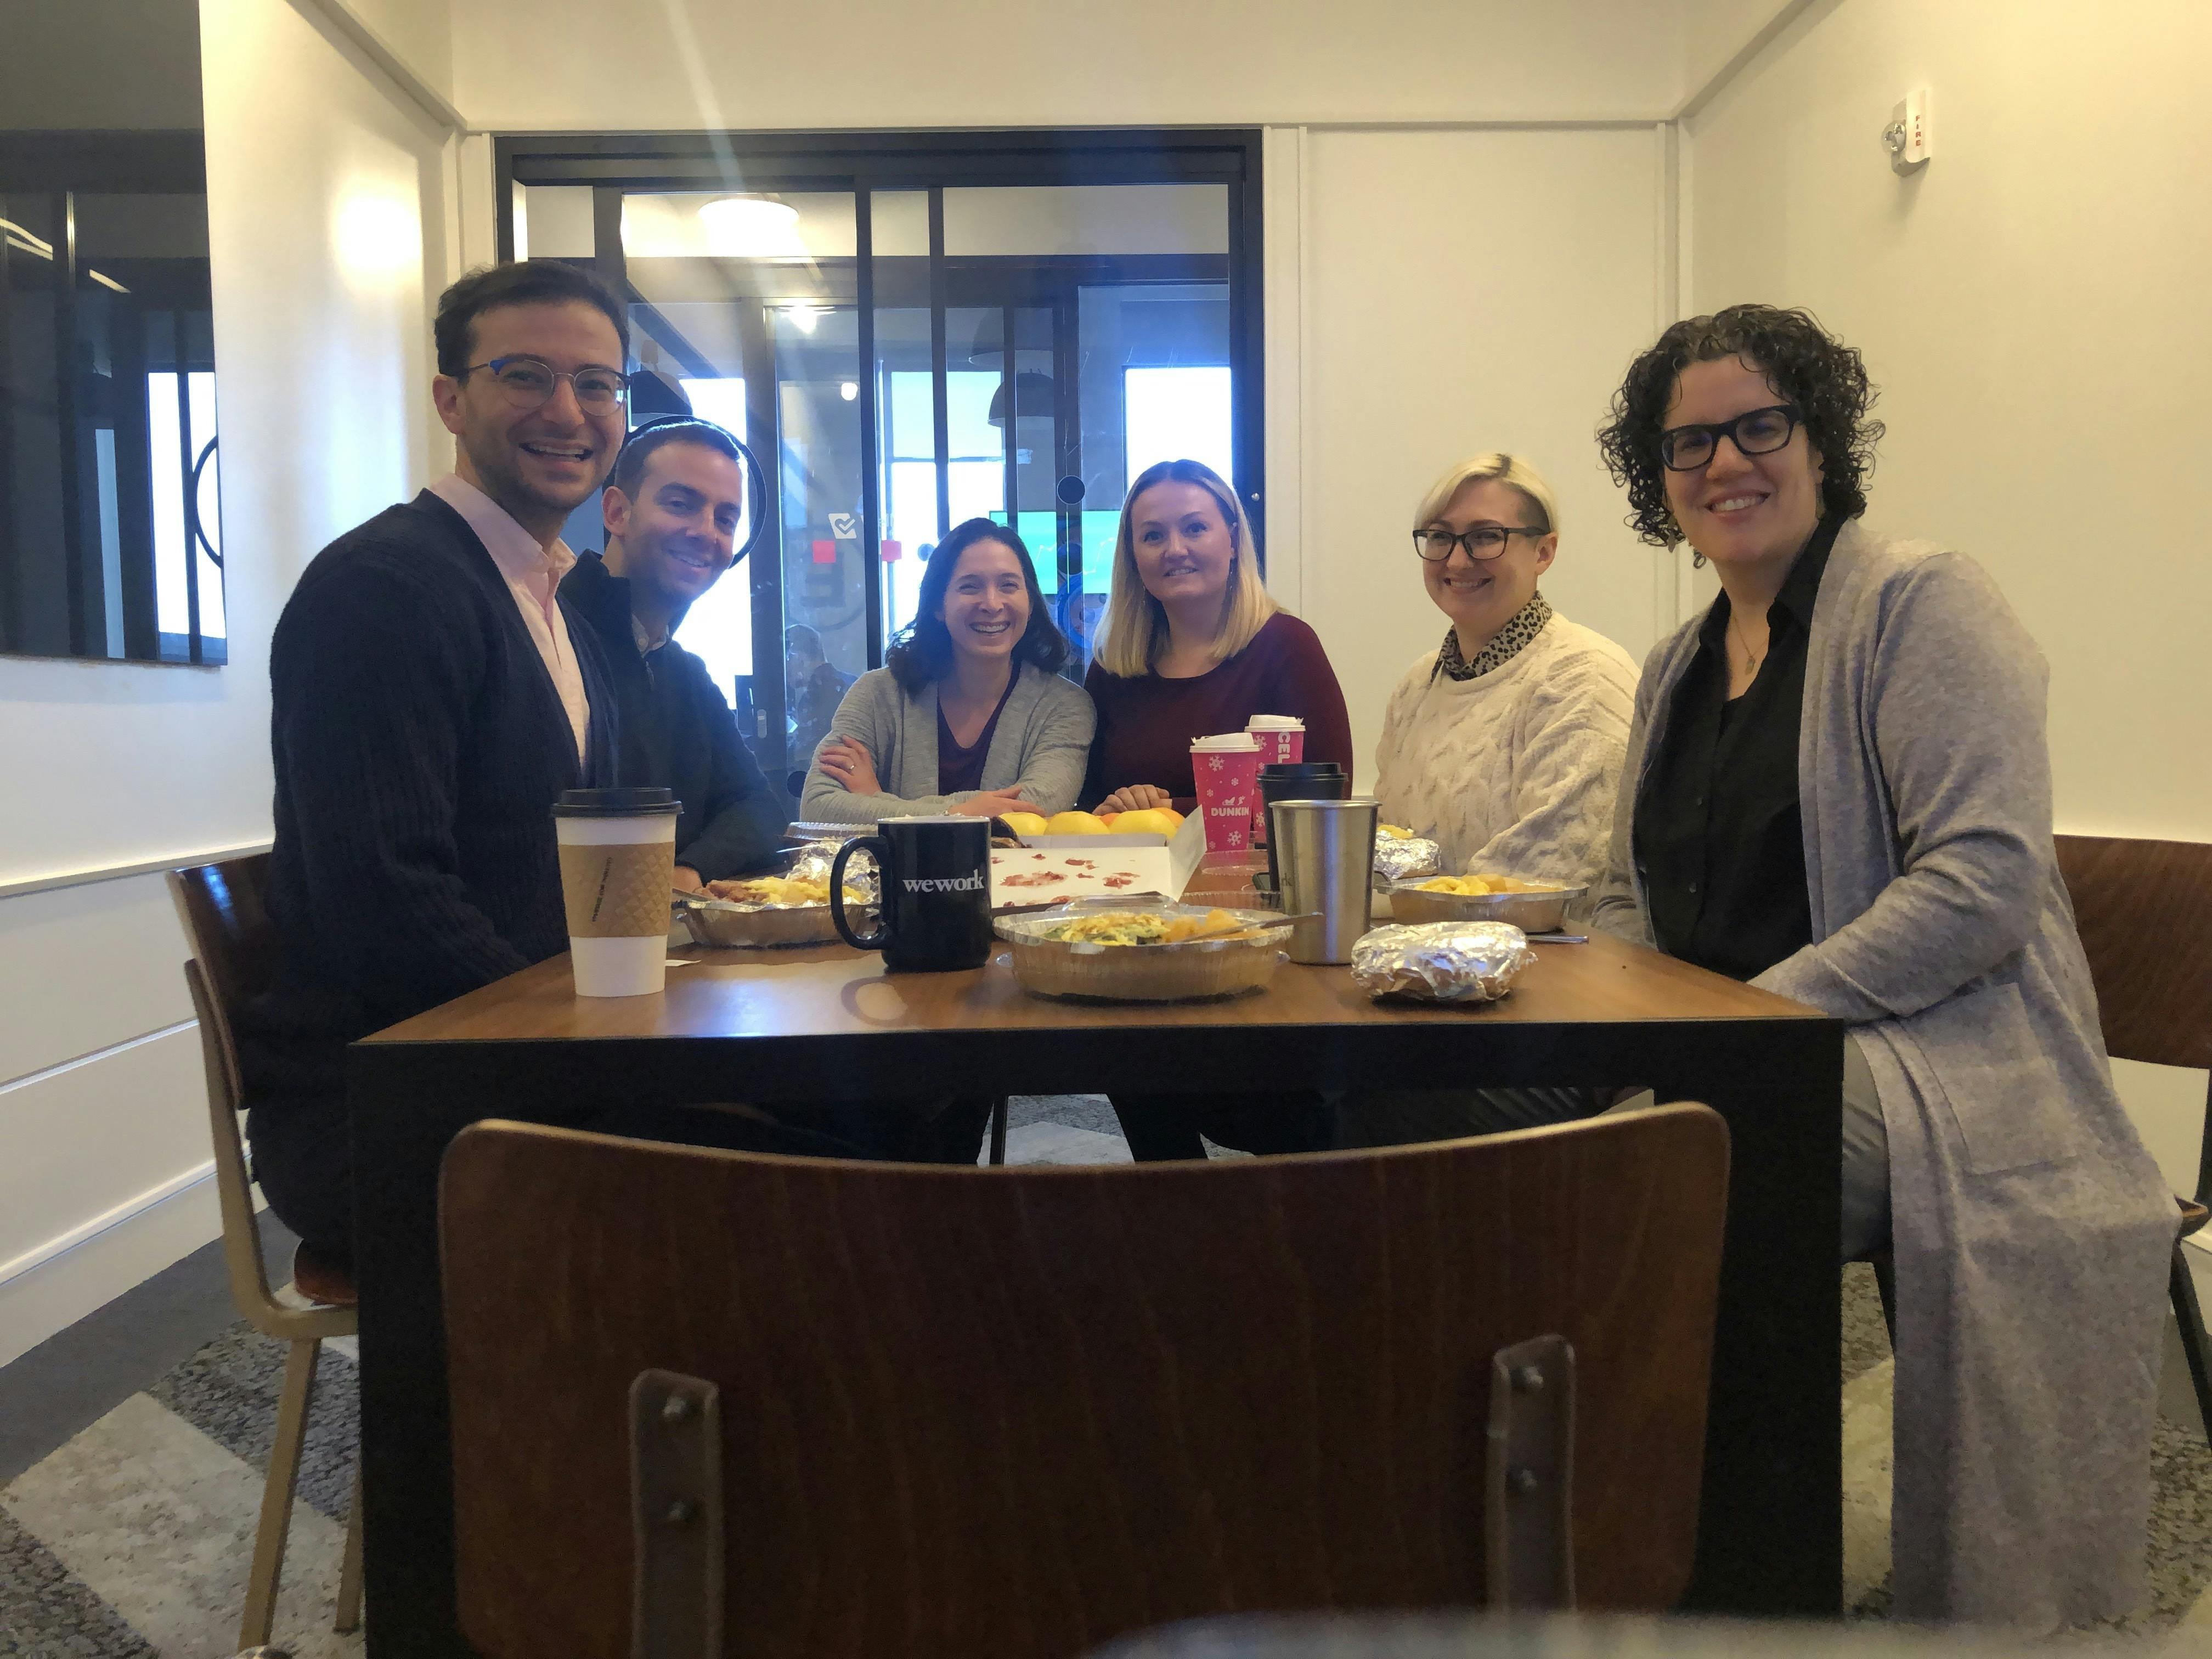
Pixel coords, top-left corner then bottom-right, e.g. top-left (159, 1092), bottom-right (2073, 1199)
top-left (350, 933), bottom-right (1842, 1657)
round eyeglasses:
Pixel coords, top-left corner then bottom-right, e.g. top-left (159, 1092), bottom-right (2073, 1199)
top-left (1657, 403), bottom-right (1802, 471)
top-left (1412, 524), bottom-right (1547, 563)
top-left (460, 354), bottom-right (631, 417)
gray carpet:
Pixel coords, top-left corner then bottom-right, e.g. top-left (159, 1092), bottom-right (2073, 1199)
top-left (5, 1118), bottom-right (2211, 1654)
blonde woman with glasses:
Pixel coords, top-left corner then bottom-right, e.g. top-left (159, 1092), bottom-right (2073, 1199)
top-left (1373, 454), bottom-right (1638, 890)
top-left (1082, 458), bottom-right (1351, 815)
top-left (1335, 454), bottom-right (1639, 1155)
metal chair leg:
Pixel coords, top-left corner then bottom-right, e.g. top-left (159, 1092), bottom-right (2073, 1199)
top-left (240, 1338), bottom-right (319, 1650)
top-left (334, 1454), bottom-right (364, 1633)
top-left (2170, 1243), bottom-right (2212, 1443)
top-left (988, 1096), bottom-right (1009, 1166)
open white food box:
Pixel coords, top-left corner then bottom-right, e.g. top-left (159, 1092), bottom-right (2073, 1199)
top-left (785, 814), bottom-right (1214, 910)
top-left (991, 811), bottom-right (1211, 909)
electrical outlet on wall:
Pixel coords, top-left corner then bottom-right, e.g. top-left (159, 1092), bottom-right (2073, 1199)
top-left (1884, 89), bottom-right (1932, 173)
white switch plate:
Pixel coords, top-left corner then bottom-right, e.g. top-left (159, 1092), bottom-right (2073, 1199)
top-left (1888, 88), bottom-right (1932, 173)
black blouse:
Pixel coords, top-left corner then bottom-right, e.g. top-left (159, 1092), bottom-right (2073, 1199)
top-left (1635, 517), bottom-right (1842, 983)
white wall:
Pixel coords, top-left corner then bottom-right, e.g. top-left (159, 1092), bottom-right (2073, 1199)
top-left (453, 0), bottom-right (1689, 132)
top-left (0, 0), bottom-right (458, 1365)
top-left (1295, 126), bottom-right (1675, 775)
top-left (1683, 0), bottom-right (2212, 1187)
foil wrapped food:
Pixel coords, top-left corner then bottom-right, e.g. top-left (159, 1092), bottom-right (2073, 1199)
top-left (782, 840), bottom-right (878, 906)
top-left (1373, 834), bottom-right (1443, 883)
top-left (1350, 921), bottom-right (1534, 1003)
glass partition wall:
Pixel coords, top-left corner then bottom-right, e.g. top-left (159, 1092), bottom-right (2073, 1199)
top-left (500, 131), bottom-right (1263, 798)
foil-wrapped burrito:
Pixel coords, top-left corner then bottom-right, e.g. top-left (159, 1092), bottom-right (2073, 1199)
top-left (1373, 834), bottom-right (1442, 883)
top-left (782, 840), bottom-right (878, 906)
top-left (1350, 921), bottom-right (1534, 1003)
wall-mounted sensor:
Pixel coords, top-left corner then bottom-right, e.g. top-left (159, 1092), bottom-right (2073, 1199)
top-left (1883, 89), bottom-right (1932, 174)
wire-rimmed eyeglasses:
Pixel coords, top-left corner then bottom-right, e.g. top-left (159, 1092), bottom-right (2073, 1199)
top-left (1412, 524), bottom-right (1548, 563)
top-left (460, 354), bottom-right (631, 416)
top-left (1657, 403), bottom-right (1802, 471)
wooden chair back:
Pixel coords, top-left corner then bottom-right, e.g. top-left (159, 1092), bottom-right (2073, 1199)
top-left (2055, 834), bottom-right (2212, 1205)
top-left (170, 854), bottom-right (279, 1105)
top-left (170, 856), bottom-right (346, 1338)
top-left (441, 1103), bottom-right (1732, 1659)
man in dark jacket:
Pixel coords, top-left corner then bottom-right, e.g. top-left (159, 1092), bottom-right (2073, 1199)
top-left (560, 419), bottom-right (785, 884)
top-left (241, 261), bottom-right (630, 1258)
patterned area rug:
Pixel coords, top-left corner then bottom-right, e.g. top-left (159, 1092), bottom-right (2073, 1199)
top-left (6, 1114), bottom-right (2211, 1654)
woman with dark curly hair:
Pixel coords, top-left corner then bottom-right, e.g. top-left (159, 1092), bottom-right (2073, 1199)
top-left (802, 518), bottom-right (1094, 821)
top-left (1592, 304), bottom-right (2172, 1628)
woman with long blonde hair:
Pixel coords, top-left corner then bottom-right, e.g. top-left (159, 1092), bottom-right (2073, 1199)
top-left (1081, 458), bottom-right (1351, 814)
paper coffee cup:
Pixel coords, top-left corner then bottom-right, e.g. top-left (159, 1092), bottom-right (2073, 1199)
top-left (1245, 714), bottom-right (1307, 769)
top-left (553, 788), bottom-right (680, 997)
top-left (1189, 732), bottom-right (1263, 854)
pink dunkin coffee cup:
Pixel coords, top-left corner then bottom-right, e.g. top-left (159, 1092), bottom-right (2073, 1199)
top-left (1190, 732), bottom-right (1264, 854)
top-left (1245, 714), bottom-right (1306, 769)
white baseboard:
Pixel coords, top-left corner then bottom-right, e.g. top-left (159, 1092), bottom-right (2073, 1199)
top-left (0, 1165), bottom-right (226, 1369)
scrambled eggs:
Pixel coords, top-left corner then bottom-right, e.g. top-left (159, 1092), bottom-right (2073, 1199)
top-left (704, 875), bottom-right (862, 907)
top-left (1043, 908), bottom-right (1239, 945)
top-left (1378, 823), bottom-right (1415, 838)
top-left (1417, 874), bottom-right (1562, 896)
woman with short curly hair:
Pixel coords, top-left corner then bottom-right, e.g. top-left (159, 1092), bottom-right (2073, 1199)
top-left (1592, 304), bottom-right (2172, 1628)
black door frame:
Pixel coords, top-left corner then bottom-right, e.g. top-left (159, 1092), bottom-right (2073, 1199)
top-left (495, 128), bottom-right (1263, 777)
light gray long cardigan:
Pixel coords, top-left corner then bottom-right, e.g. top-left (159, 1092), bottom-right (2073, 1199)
top-left (1593, 521), bottom-right (2173, 1628)
top-left (799, 661), bottom-right (1095, 822)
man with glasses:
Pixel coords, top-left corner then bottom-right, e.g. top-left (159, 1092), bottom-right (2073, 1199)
top-left (560, 417), bottom-right (786, 888)
top-left (241, 260), bottom-right (635, 1263)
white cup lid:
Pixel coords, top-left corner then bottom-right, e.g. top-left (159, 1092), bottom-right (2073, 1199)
top-left (1245, 714), bottom-right (1306, 731)
top-left (1190, 732), bottom-right (1261, 751)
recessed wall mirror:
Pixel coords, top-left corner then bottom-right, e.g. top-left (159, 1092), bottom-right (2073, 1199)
top-left (2, 0), bottom-right (224, 665)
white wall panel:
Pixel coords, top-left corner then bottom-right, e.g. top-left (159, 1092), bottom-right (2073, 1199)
top-left (0, 877), bottom-right (194, 1089)
top-left (1684, 0), bottom-right (2212, 1172)
top-left (1300, 126), bottom-right (1673, 780)
top-left (0, 1027), bottom-right (208, 1293)
top-left (452, 0), bottom-right (1687, 132)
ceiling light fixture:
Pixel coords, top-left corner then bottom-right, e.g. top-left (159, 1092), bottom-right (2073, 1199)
top-left (697, 195), bottom-right (803, 257)
top-left (840, 381), bottom-right (859, 401)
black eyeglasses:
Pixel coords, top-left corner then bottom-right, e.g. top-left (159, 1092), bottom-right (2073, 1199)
top-left (1412, 524), bottom-right (1547, 563)
top-left (1657, 403), bottom-right (1802, 471)
top-left (460, 355), bottom-right (630, 416)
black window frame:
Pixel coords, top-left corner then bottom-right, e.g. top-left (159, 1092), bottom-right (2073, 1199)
top-left (495, 128), bottom-right (1263, 763)
top-left (2, 131), bottom-right (225, 667)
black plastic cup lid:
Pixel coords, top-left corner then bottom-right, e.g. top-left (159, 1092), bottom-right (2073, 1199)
top-left (1260, 761), bottom-right (1345, 777)
top-left (554, 787), bottom-right (678, 817)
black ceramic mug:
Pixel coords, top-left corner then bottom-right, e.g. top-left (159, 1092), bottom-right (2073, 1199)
top-left (830, 816), bottom-right (994, 972)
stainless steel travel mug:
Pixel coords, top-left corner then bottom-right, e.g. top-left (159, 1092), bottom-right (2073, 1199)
top-left (1270, 797), bottom-right (1379, 964)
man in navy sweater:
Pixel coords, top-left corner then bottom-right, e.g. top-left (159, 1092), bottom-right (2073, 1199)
top-left (560, 419), bottom-right (786, 884)
top-left (242, 262), bottom-right (635, 1260)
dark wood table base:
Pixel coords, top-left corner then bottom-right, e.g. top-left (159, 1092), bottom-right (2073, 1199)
top-left (352, 932), bottom-right (1841, 1656)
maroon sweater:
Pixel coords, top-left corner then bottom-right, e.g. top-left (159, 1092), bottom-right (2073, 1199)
top-left (1081, 612), bottom-right (1355, 810)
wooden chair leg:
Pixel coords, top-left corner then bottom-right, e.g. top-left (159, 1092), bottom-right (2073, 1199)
top-left (240, 1338), bottom-right (319, 1650)
top-left (1870, 1252), bottom-right (1899, 1353)
top-left (988, 1097), bottom-right (1009, 1166)
top-left (335, 1454), bottom-right (364, 1633)
top-left (2170, 1243), bottom-right (2212, 1443)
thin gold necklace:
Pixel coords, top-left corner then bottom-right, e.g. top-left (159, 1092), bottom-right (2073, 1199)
top-left (1728, 608), bottom-right (1765, 679)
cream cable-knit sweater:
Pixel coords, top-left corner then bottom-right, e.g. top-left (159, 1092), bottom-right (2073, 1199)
top-left (1373, 610), bottom-right (1638, 891)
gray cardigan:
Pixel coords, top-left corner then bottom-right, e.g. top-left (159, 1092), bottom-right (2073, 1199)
top-left (799, 661), bottom-right (1096, 822)
top-left (1594, 521), bottom-right (2173, 1627)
